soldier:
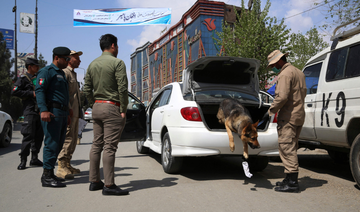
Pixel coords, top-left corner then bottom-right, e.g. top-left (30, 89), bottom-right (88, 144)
top-left (11, 58), bottom-right (44, 170)
top-left (56, 50), bottom-right (83, 179)
top-left (35, 47), bottom-right (72, 188)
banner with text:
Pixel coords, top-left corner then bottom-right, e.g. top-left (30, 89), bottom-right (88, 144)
top-left (0, 28), bottom-right (14, 49)
top-left (73, 8), bottom-right (171, 27)
top-left (20, 13), bottom-right (35, 34)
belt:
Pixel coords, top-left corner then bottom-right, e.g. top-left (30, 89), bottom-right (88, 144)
top-left (95, 100), bottom-right (120, 107)
top-left (48, 102), bottom-right (68, 111)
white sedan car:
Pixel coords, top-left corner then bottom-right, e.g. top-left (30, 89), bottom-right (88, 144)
top-left (0, 104), bottom-right (13, 148)
top-left (122, 57), bottom-right (278, 174)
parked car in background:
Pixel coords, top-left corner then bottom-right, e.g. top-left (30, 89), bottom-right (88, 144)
top-left (84, 108), bottom-right (92, 122)
top-left (121, 56), bottom-right (279, 174)
top-left (0, 103), bottom-right (13, 148)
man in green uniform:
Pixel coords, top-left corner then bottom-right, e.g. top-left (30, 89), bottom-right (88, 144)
top-left (35, 47), bottom-right (72, 188)
top-left (84, 34), bottom-right (129, 196)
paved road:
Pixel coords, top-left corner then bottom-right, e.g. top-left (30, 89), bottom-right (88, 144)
top-left (1, 122), bottom-right (359, 212)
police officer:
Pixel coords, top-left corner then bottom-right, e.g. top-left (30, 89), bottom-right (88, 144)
top-left (11, 58), bottom-right (44, 170)
top-left (35, 47), bottom-right (72, 188)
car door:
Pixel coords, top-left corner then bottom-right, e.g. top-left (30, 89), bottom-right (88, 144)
top-left (299, 62), bottom-right (322, 140)
top-left (149, 86), bottom-right (172, 142)
top-left (120, 92), bottom-right (146, 141)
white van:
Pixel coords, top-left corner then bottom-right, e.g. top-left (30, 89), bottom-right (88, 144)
top-left (299, 18), bottom-right (360, 187)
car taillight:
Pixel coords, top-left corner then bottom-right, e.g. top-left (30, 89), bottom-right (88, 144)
top-left (180, 107), bottom-right (202, 121)
top-left (272, 113), bottom-right (278, 123)
top-left (85, 112), bottom-right (89, 115)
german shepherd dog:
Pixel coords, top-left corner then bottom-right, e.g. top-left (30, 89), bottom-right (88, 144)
top-left (217, 98), bottom-right (260, 159)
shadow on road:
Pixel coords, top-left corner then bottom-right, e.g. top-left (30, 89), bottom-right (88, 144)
top-left (66, 166), bottom-right (137, 185)
top-left (0, 143), bottom-right (21, 156)
top-left (119, 177), bottom-right (178, 192)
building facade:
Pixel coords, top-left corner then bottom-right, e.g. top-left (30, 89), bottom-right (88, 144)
top-left (130, 0), bottom-right (240, 103)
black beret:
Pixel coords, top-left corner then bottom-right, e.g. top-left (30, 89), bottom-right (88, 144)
top-left (25, 57), bottom-right (39, 66)
top-left (53, 46), bottom-right (71, 56)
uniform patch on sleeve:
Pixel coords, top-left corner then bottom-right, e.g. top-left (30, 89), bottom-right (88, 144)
top-left (13, 86), bottom-right (18, 91)
top-left (39, 78), bottom-right (44, 85)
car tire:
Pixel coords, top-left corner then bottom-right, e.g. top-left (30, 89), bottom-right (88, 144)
top-left (0, 122), bottom-right (12, 148)
top-left (327, 150), bottom-right (349, 164)
top-left (247, 156), bottom-right (269, 172)
top-left (350, 134), bottom-right (360, 188)
top-left (161, 132), bottom-right (183, 174)
top-left (136, 140), bottom-right (149, 154)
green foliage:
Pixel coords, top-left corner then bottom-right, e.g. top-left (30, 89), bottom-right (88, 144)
top-left (38, 53), bottom-right (47, 69)
top-left (214, 0), bottom-right (291, 89)
top-left (317, 0), bottom-right (360, 30)
top-left (287, 27), bottom-right (329, 70)
top-left (0, 32), bottom-right (22, 120)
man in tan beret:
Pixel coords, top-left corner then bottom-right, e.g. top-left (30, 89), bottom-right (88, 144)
top-left (267, 50), bottom-right (307, 193)
top-left (56, 50), bottom-right (83, 179)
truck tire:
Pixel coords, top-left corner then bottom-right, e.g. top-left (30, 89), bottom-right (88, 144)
top-left (247, 156), bottom-right (269, 172)
top-left (350, 134), bottom-right (360, 188)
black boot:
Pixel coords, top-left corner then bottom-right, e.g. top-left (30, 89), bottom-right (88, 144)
top-left (275, 173), bottom-right (300, 193)
top-left (30, 153), bottom-right (43, 166)
top-left (275, 174), bottom-right (290, 186)
top-left (17, 157), bottom-right (27, 170)
top-left (41, 169), bottom-right (66, 188)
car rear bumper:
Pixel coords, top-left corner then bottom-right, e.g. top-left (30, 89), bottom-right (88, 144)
top-left (146, 125), bottom-right (279, 157)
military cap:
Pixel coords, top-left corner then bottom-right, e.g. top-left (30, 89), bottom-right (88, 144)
top-left (70, 50), bottom-right (83, 56)
top-left (53, 46), bottom-right (71, 56)
top-left (25, 57), bottom-right (39, 66)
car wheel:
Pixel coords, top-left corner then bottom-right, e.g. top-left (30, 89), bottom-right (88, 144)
top-left (0, 122), bottom-right (12, 148)
top-left (327, 150), bottom-right (349, 164)
top-left (136, 140), bottom-right (149, 154)
top-left (350, 134), bottom-right (360, 188)
top-left (161, 132), bottom-right (183, 174)
top-left (247, 156), bottom-right (269, 172)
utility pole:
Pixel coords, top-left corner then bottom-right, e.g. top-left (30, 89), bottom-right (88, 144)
top-left (13, 0), bottom-right (17, 81)
top-left (35, 0), bottom-right (38, 59)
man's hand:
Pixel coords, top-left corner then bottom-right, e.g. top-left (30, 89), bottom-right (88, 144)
top-left (69, 109), bottom-right (73, 118)
top-left (67, 115), bottom-right (71, 126)
top-left (33, 91), bottom-right (36, 97)
top-left (41, 111), bottom-right (55, 122)
top-left (120, 112), bottom-right (125, 119)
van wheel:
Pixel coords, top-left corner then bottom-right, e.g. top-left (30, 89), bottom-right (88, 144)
top-left (0, 122), bottom-right (12, 148)
top-left (247, 156), bottom-right (269, 172)
top-left (136, 140), bottom-right (149, 154)
top-left (350, 134), bottom-right (360, 188)
top-left (161, 132), bottom-right (183, 174)
top-left (327, 150), bottom-right (349, 164)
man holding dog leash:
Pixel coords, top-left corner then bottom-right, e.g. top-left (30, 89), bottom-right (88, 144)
top-left (267, 50), bottom-right (307, 193)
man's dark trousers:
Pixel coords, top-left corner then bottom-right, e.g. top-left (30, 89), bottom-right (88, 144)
top-left (41, 108), bottom-right (68, 169)
top-left (20, 114), bottom-right (43, 158)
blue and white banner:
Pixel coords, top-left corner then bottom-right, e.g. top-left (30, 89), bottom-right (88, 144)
top-left (0, 28), bottom-right (14, 49)
top-left (73, 8), bottom-right (171, 27)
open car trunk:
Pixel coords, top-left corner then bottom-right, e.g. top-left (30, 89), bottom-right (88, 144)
top-left (197, 102), bottom-right (270, 132)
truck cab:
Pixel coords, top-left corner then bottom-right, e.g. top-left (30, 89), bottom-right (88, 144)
top-left (299, 18), bottom-right (360, 187)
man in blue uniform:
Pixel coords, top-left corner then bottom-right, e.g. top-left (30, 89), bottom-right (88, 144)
top-left (35, 47), bottom-right (72, 188)
top-left (11, 57), bottom-right (44, 170)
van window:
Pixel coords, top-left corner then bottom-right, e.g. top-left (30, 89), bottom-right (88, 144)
top-left (345, 44), bottom-right (360, 78)
top-left (326, 48), bottom-right (348, 81)
top-left (303, 63), bottom-right (322, 94)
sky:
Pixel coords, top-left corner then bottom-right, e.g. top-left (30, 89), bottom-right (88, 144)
top-left (0, 0), bottom-right (334, 86)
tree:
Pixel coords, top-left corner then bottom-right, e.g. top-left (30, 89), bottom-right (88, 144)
top-left (38, 53), bottom-right (47, 69)
top-left (287, 27), bottom-right (329, 70)
top-left (214, 0), bottom-right (291, 89)
top-left (0, 32), bottom-right (22, 121)
top-left (317, 0), bottom-right (360, 31)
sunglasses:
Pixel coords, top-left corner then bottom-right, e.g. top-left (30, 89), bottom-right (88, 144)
top-left (59, 56), bottom-right (71, 62)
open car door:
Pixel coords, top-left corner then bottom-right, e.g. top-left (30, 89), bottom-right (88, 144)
top-left (120, 92), bottom-right (146, 141)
